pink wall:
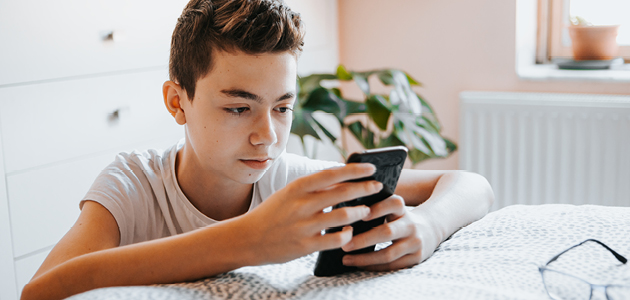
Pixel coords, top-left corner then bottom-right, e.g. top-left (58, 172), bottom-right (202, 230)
top-left (338, 0), bottom-right (630, 170)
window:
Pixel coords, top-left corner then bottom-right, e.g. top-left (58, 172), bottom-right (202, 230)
top-left (537, 0), bottom-right (630, 63)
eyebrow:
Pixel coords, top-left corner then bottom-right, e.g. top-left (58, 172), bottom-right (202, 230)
top-left (220, 89), bottom-right (295, 103)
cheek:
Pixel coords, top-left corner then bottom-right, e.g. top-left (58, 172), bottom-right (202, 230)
top-left (276, 118), bottom-right (292, 142)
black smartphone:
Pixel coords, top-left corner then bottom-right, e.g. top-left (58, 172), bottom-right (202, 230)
top-left (313, 146), bottom-right (408, 277)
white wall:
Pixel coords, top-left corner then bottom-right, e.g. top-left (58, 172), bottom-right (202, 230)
top-left (285, 0), bottom-right (343, 161)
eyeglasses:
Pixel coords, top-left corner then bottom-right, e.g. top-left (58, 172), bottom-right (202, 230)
top-left (539, 239), bottom-right (630, 300)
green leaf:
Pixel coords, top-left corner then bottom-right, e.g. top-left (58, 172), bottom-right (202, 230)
top-left (405, 72), bottom-right (421, 86)
top-left (352, 73), bottom-right (370, 95)
top-left (408, 148), bottom-right (431, 165)
top-left (347, 121), bottom-right (376, 149)
top-left (290, 65), bottom-right (456, 165)
top-left (377, 134), bottom-right (404, 148)
top-left (366, 95), bottom-right (391, 131)
top-left (290, 108), bottom-right (320, 140)
top-left (421, 115), bottom-right (441, 133)
top-left (298, 74), bottom-right (337, 99)
top-left (312, 117), bottom-right (338, 144)
top-left (302, 87), bottom-right (341, 118)
top-left (340, 98), bottom-right (367, 115)
top-left (445, 137), bottom-right (457, 153)
top-left (375, 69), bottom-right (422, 87)
top-left (331, 87), bottom-right (342, 98)
top-left (377, 70), bottom-right (395, 86)
top-left (417, 93), bottom-right (435, 115)
top-left (336, 65), bottom-right (353, 80)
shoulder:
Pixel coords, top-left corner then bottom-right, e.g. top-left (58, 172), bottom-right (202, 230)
top-left (82, 143), bottom-right (180, 245)
top-left (102, 141), bottom-right (181, 182)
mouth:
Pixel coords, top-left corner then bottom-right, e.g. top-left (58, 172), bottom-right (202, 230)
top-left (239, 158), bottom-right (272, 170)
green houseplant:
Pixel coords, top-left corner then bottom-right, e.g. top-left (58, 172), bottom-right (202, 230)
top-left (291, 65), bottom-right (456, 165)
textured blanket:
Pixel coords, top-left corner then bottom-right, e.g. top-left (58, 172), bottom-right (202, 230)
top-left (68, 204), bottom-right (630, 300)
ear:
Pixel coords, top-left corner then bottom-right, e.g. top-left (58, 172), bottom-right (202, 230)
top-left (163, 81), bottom-right (187, 125)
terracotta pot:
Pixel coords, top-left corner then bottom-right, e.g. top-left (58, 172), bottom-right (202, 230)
top-left (568, 25), bottom-right (620, 60)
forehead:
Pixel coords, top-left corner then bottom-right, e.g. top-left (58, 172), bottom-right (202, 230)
top-left (201, 50), bottom-right (298, 92)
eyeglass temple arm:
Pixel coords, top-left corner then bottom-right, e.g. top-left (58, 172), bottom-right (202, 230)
top-left (545, 239), bottom-right (628, 265)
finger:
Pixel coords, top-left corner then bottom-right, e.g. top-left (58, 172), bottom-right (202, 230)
top-left (362, 195), bottom-right (406, 222)
top-left (342, 217), bottom-right (415, 252)
top-left (292, 163), bottom-right (376, 193)
top-left (312, 225), bottom-right (354, 251)
top-left (361, 252), bottom-right (423, 272)
top-left (309, 180), bottom-right (382, 210)
top-left (342, 237), bottom-right (421, 267)
top-left (313, 205), bottom-right (371, 230)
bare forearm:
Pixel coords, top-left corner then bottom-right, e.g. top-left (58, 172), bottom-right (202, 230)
top-left (21, 216), bottom-right (255, 300)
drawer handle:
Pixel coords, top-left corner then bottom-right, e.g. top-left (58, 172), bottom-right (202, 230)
top-left (101, 30), bottom-right (126, 43)
top-left (108, 109), bottom-right (120, 124)
top-left (101, 30), bottom-right (114, 42)
top-left (102, 31), bottom-right (115, 42)
top-left (108, 106), bottom-right (130, 124)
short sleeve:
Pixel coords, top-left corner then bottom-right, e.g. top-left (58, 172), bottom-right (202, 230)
top-left (81, 153), bottom-right (158, 246)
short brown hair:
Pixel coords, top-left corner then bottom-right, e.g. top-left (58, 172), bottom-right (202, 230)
top-left (169, 0), bottom-right (304, 100)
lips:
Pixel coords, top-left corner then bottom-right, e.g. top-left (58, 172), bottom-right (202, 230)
top-left (240, 158), bottom-right (272, 170)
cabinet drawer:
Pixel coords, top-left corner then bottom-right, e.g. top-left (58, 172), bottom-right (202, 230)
top-left (15, 248), bottom-right (51, 295)
top-left (8, 137), bottom-right (181, 258)
top-left (0, 0), bottom-right (188, 85)
top-left (0, 68), bottom-right (182, 174)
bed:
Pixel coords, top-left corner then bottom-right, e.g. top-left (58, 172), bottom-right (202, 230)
top-left (67, 204), bottom-right (630, 300)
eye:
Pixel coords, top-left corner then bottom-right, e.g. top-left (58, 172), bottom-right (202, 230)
top-left (225, 107), bottom-right (249, 116)
top-left (274, 106), bottom-right (294, 114)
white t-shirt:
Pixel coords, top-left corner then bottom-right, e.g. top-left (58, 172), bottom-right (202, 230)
top-left (81, 140), bottom-right (342, 246)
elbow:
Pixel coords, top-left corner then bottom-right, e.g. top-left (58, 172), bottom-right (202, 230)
top-left (21, 281), bottom-right (37, 300)
top-left (461, 170), bottom-right (495, 212)
top-left (21, 276), bottom-right (57, 300)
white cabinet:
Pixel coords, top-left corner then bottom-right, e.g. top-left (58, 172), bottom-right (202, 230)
top-left (0, 70), bottom-right (180, 174)
top-left (0, 72), bottom-right (184, 299)
top-left (0, 1), bottom-right (188, 299)
top-left (0, 1), bottom-right (339, 299)
top-left (0, 0), bottom-right (186, 85)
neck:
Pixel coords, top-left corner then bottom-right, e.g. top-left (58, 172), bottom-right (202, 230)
top-left (175, 146), bottom-right (253, 221)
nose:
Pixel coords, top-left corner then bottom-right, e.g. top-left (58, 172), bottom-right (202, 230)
top-left (250, 112), bottom-right (278, 147)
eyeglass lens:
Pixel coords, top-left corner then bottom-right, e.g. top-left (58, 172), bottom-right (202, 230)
top-left (606, 285), bottom-right (630, 300)
top-left (542, 269), bottom-right (591, 300)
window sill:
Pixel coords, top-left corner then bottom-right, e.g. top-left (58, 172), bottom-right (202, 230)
top-left (515, 0), bottom-right (630, 83)
top-left (518, 62), bottom-right (630, 82)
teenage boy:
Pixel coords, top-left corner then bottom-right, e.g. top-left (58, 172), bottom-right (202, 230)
top-left (21, 1), bottom-right (493, 299)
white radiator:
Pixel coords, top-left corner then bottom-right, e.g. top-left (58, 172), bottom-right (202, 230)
top-left (460, 91), bottom-right (630, 211)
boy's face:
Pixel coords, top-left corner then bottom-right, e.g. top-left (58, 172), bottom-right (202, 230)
top-left (179, 50), bottom-right (297, 184)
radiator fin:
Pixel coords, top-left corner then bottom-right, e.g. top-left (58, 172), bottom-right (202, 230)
top-left (460, 92), bottom-right (630, 211)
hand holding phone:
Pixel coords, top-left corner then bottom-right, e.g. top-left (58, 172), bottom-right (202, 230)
top-left (313, 146), bottom-right (408, 276)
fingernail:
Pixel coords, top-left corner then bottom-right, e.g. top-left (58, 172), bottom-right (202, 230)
top-left (373, 181), bottom-right (383, 192)
top-left (361, 163), bottom-right (376, 173)
top-left (343, 255), bottom-right (354, 266)
top-left (363, 206), bottom-right (371, 219)
top-left (363, 214), bottom-right (372, 222)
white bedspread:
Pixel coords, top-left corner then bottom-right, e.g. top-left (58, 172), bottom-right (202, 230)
top-left (68, 204), bottom-right (630, 300)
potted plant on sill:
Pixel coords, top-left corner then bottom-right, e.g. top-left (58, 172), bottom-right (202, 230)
top-left (569, 16), bottom-right (620, 61)
top-left (291, 65), bottom-right (456, 166)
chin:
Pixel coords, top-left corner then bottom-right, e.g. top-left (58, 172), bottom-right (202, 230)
top-left (236, 169), bottom-right (268, 184)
